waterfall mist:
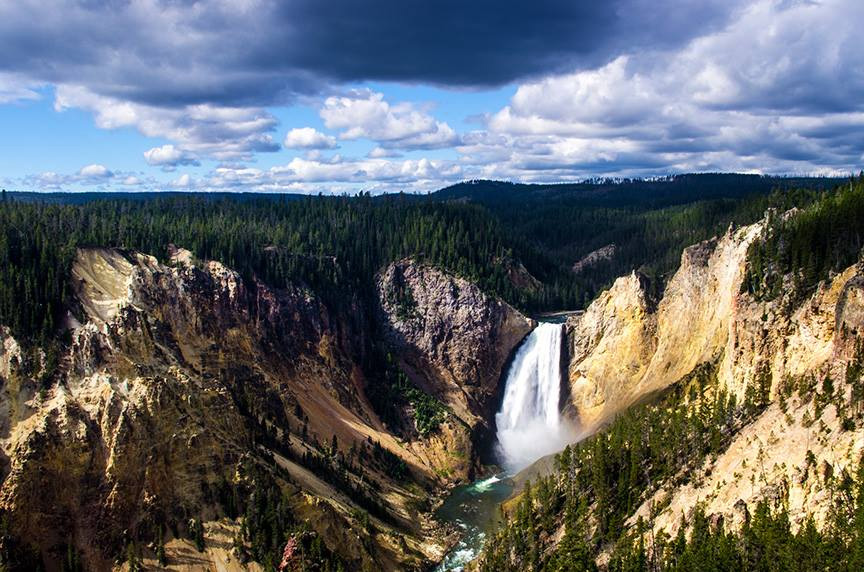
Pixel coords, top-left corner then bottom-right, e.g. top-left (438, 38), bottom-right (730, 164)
top-left (495, 322), bottom-right (575, 473)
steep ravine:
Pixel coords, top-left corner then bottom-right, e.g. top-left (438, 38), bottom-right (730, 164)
top-left (0, 248), bottom-right (531, 571)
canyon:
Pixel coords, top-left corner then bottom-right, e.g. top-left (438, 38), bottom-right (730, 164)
top-left (1, 196), bottom-right (862, 570)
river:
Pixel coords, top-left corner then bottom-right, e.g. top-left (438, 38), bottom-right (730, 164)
top-left (433, 474), bottom-right (513, 571)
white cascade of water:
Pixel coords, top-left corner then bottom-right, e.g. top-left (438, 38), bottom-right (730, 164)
top-left (495, 321), bottom-right (572, 472)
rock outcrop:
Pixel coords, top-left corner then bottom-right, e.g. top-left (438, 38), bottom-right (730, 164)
top-left (377, 259), bottom-right (534, 428)
top-left (565, 222), bottom-right (764, 432)
top-left (624, 258), bottom-right (864, 539)
top-left (566, 217), bottom-right (864, 432)
top-left (572, 244), bottom-right (617, 275)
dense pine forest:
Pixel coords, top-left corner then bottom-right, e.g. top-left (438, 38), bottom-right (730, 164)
top-left (433, 175), bottom-right (839, 305)
top-left (744, 178), bottom-right (864, 304)
top-left (0, 194), bottom-right (527, 344)
top-left (0, 174), bottom-right (861, 571)
top-left (0, 174), bottom-right (845, 347)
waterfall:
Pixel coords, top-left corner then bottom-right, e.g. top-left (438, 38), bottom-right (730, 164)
top-left (495, 322), bottom-right (572, 473)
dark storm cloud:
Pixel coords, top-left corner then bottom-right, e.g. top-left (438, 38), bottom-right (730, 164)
top-left (0, 0), bottom-right (743, 107)
top-left (278, 0), bottom-right (620, 86)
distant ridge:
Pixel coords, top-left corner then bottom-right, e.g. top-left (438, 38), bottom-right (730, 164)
top-left (428, 173), bottom-right (845, 208)
top-left (4, 173), bottom-right (845, 206)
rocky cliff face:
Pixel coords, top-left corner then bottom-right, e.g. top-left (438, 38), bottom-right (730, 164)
top-left (564, 222), bottom-right (762, 433)
top-left (0, 248), bottom-right (527, 571)
top-left (563, 215), bottom-right (864, 543)
top-left (622, 257), bottom-right (864, 543)
top-left (377, 259), bottom-right (534, 431)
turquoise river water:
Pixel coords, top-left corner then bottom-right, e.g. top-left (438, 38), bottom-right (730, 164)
top-left (434, 474), bottom-right (513, 571)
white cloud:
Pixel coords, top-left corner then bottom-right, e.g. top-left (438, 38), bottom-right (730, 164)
top-left (16, 163), bottom-right (162, 191)
top-left (144, 144), bottom-right (200, 169)
top-left (268, 156), bottom-right (462, 185)
top-left (170, 173), bottom-right (194, 189)
top-left (283, 127), bottom-right (338, 149)
top-left (0, 73), bottom-right (40, 104)
top-left (150, 156), bottom-right (465, 194)
top-left (10, 0), bottom-right (864, 191)
top-left (55, 85), bottom-right (280, 161)
top-left (367, 147), bottom-right (403, 158)
top-left (475, 0), bottom-right (864, 179)
top-left (320, 89), bottom-right (459, 149)
top-left (78, 164), bottom-right (112, 178)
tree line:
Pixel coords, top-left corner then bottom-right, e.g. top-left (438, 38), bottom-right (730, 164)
top-left (0, 175), bottom-right (845, 348)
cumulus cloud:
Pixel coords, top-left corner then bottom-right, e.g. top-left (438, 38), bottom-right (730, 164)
top-left (320, 89), bottom-right (458, 149)
top-left (121, 176), bottom-right (142, 186)
top-left (16, 156), bottom-right (463, 194)
top-left (55, 85), bottom-right (279, 161)
top-left (170, 173), bottom-right (195, 189)
top-left (367, 147), bottom-right (403, 159)
top-left (270, 155), bottom-right (462, 184)
top-left (283, 127), bottom-right (338, 149)
top-left (4, 0), bottom-right (863, 189)
top-left (0, 72), bottom-right (40, 104)
top-left (20, 163), bottom-right (157, 191)
top-left (144, 144), bottom-right (201, 170)
top-left (78, 164), bottom-right (112, 178)
top-left (154, 156), bottom-right (464, 193)
top-left (0, 0), bottom-right (743, 108)
top-left (0, 0), bottom-right (738, 174)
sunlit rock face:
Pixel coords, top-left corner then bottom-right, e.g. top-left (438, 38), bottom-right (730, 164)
top-left (562, 214), bottom-right (864, 543)
top-left (565, 214), bottom-right (864, 434)
top-left (564, 221), bottom-right (763, 433)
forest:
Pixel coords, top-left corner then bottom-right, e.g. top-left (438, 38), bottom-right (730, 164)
top-left (0, 174), bottom-right (860, 570)
top-left (476, 175), bottom-right (864, 569)
top-left (429, 174), bottom-right (839, 306)
top-left (743, 176), bottom-right (864, 304)
top-left (0, 174), bottom-right (846, 347)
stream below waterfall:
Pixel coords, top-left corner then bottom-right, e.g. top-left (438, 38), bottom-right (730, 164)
top-left (433, 475), bottom-right (513, 571)
top-left (435, 321), bottom-right (573, 571)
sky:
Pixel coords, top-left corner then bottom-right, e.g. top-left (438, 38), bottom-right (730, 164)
top-left (0, 0), bottom-right (861, 194)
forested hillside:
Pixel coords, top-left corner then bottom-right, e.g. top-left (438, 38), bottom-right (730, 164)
top-left (479, 350), bottom-right (864, 571)
top-left (0, 174), bottom-right (845, 346)
top-left (744, 179), bottom-right (864, 304)
top-left (430, 174), bottom-right (841, 305)
top-left (0, 174), bottom-right (860, 571)
top-left (0, 196), bottom-right (526, 344)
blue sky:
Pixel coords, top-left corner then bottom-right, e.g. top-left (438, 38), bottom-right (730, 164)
top-left (0, 0), bottom-right (861, 193)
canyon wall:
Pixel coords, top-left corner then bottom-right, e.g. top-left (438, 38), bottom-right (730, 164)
top-left (563, 215), bottom-right (864, 541)
top-left (0, 248), bottom-right (530, 571)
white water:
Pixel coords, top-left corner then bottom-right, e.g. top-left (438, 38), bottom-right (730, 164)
top-left (495, 322), bottom-right (573, 472)
top-left (472, 474), bottom-right (501, 493)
